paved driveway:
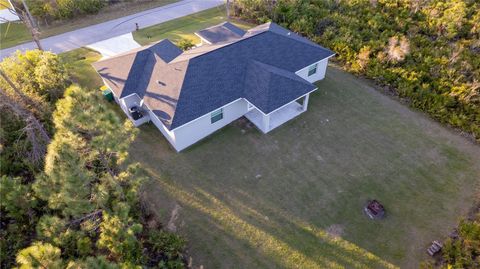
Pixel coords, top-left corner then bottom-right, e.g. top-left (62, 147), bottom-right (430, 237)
top-left (0, 0), bottom-right (223, 59)
top-left (86, 33), bottom-right (141, 59)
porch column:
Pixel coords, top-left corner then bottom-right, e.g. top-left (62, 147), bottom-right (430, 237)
top-left (302, 93), bottom-right (310, 111)
top-left (262, 114), bottom-right (270, 133)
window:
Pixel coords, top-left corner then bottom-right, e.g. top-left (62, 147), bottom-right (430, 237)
top-left (211, 108), bottom-right (223, 123)
top-left (308, 63), bottom-right (318, 76)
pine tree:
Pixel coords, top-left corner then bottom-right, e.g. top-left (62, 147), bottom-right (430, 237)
top-left (0, 176), bottom-right (37, 222)
top-left (33, 85), bottom-right (137, 218)
top-left (33, 132), bottom-right (95, 218)
top-left (16, 242), bottom-right (64, 268)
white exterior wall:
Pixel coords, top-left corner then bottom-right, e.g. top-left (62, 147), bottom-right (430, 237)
top-left (171, 98), bottom-right (248, 151)
top-left (147, 98), bottom-right (249, 152)
top-left (295, 58), bottom-right (330, 83)
top-left (147, 109), bottom-right (178, 149)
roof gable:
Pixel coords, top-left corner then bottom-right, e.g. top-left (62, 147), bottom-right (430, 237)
top-left (93, 40), bottom-right (183, 99)
top-left (243, 61), bottom-right (315, 113)
top-left (150, 39), bottom-right (183, 62)
top-left (195, 22), bottom-right (246, 44)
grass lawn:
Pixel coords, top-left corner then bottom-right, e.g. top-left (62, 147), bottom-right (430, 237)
top-left (0, 0), bottom-right (179, 49)
top-left (0, 22), bottom-right (30, 49)
top-left (133, 6), bottom-right (254, 46)
top-left (59, 48), bottom-right (103, 90)
top-left (127, 66), bottom-right (480, 268)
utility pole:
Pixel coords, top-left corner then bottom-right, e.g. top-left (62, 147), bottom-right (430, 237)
top-left (19, 0), bottom-right (43, 50)
top-left (21, 0), bottom-right (37, 26)
top-left (226, 0), bottom-right (230, 20)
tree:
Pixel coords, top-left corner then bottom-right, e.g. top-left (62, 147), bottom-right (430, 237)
top-left (16, 242), bottom-right (63, 268)
top-left (0, 50), bottom-right (68, 166)
top-left (33, 85), bottom-right (137, 218)
top-left (97, 213), bottom-right (143, 264)
top-left (65, 256), bottom-right (119, 269)
top-left (33, 132), bottom-right (95, 218)
top-left (0, 50), bottom-right (68, 104)
top-left (0, 176), bottom-right (37, 222)
top-left (0, 87), bottom-right (50, 164)
top-left (0, 67), bottom-right (185, 268)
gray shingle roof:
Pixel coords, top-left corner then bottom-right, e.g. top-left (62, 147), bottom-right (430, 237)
top-left (195, 22), bottom-right (245, 44)
top-left (93, 22), bottom-right (335, 130)
top-left (244, 60), bottom-right (316, 113)
top-left (93, 39), bottom-right (182, 99)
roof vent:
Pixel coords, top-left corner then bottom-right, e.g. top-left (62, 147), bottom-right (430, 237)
top-left (287, 32), bottom-right (291, 35)
top-left (157, 80), bottom-right (166, 86)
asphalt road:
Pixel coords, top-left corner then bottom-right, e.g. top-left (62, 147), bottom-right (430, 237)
top-left (0, 0), bottom-right (224, 59)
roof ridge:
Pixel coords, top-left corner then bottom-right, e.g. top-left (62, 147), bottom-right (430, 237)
top-left (94, 40), bottom-right (168, 64)
top-left (169, 30), bottom-right (271, 64)
top-left (169, 22), bottom-right (332, 64)
top-left (169, 21), bottom-right (281, 64)
top-left (249, 60), bottom-right (312, 86)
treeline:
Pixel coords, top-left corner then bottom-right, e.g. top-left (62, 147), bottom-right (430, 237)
top-left (421, 209), bottom-right (480, 268)
top-left (0, 50), bottom-right (186, 268)
top-left (233, 0), bottom-right (480, 141)
top-left (14, 0), bottom-right (105, 21)
top-left (12, 0), bottom-right (157, 22)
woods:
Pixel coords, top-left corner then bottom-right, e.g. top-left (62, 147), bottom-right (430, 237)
top-left (0, 50), bottom-right (186, 268)
top-left (233, 0), bottom-right (479, 141)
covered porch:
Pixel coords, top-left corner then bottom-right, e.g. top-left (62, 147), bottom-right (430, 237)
top-left (245, 93), bottom-right (310, 133)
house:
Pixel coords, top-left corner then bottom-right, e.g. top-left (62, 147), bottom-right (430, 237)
top-left (92, 22), bottom-right (335, 152)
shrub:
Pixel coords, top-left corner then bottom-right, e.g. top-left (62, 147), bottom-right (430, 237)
top-left (76, 0), bottom-right (105, 14)
top-left (177, 39), bottom-right (195, 51)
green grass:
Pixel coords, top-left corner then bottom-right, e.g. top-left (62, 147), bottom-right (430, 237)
top-left (127, 66), bottom-right (480, 268)
top-left (59, 48), bottom-right (103, 90)
top-left (133, 6), bottom-right (254, 46)
top-left (0, 0), bottom-right (179, 49)
top-left (0, 22), bottom-right (30, 49)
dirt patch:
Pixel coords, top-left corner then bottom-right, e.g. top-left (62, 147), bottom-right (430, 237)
top-left (326, 224), bottom-right (345, 238)
top-left (166, 203), bottom-right (182, 232)
top-left (230, 117), bottom-right (255, 133)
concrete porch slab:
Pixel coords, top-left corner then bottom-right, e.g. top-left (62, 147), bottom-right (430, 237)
top-left (246, 101), bottom-right (304, 133)
top-left (268, 101), bottom-right (304, 130)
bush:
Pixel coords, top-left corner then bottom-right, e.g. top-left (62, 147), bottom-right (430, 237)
top-left (177, 39), bottom-right (195, 51)
top-left (76, 0), bottom-right (105, 14)
top-left (146, 230), bottom-right (186, 268)
top-left (55, 0), bottom-right (76, 19)
top-left (26, 0), bottom-right (106, 21)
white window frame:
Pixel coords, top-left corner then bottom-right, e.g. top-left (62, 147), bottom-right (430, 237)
top-left (308, 63), bottom-right (318, 76)
top-left (210, 108), bottom-right (223, 123)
